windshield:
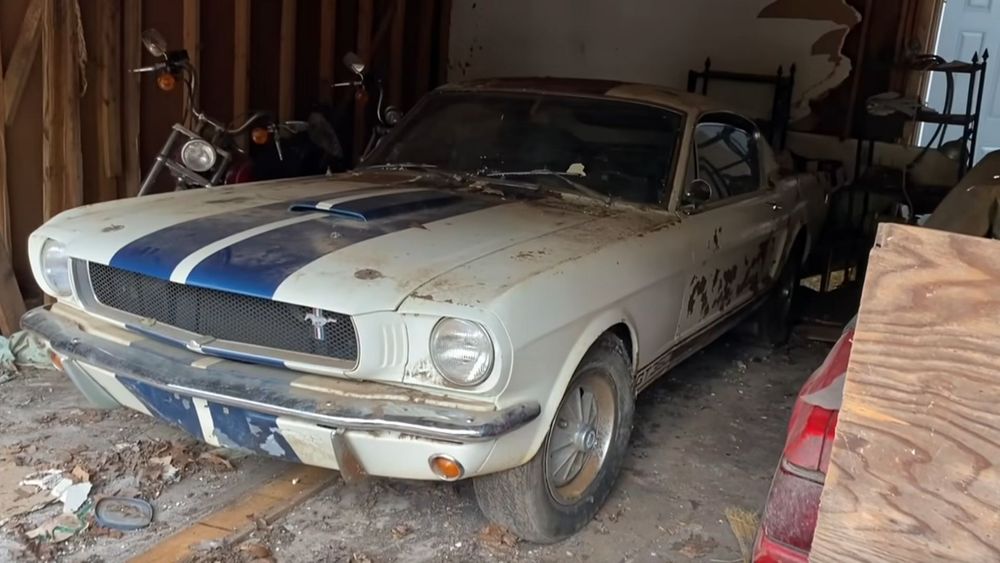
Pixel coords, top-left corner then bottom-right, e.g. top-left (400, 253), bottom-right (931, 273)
top-left (364, 91), bottom-right (684, 205)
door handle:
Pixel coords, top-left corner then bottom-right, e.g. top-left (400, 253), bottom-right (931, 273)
top-left (766, 201), bottom-right (783, 211)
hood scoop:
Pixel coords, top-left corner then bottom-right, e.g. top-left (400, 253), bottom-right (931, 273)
top-left (289, 189), bottom-right (462, 222)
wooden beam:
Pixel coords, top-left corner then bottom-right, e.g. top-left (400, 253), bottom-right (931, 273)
top-left (0, 243), bottom-right (26, 336)
top-left (437, 0), bottom-right (453, 85)
top-left (414, 0), bottom-right (435, 97)
top-left (811, 224), bottom-right (1000, 562)
top-left (96, 0), bottom-right (122, 202)
top-left (42, 0), bottom-right (85, 221)
top-left (278, 0), bottom-right (297, 121)
top-left (0, 24), bottom-right (9, 252)
top-left (121, 0), bottom-right (142, 197)
top-left (182, 0), bottom-right (200, 125)
top-left (353, 0), bottom-right (374, 162)
top-left (4, 0), bottom-right (44, 128)
top-left (388, 0), bottom-right (406, 107)
top-left (233, 0), bottom-right (250, 122)
top-left (370, 0), bottom-right (398, 62)
top-left (318, 0), bottom-right (336, 101)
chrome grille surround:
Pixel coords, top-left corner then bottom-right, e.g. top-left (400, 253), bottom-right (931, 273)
top-left (76, 261), bottom-right (359, 368)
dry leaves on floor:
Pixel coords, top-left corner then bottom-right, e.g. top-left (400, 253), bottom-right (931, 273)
top-left (478, 523), bottom-right (518, 550)
top-left (671, 532), bottom-right (719, 559)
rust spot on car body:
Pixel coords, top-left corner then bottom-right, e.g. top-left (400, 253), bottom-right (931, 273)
top-left (688, 275), bottom-right (709, 316)
top-left (354, 268), bottom-right (384, 280)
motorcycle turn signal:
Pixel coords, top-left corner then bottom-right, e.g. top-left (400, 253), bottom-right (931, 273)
top-left (156, 73), bottom-right (176, 91)
top-left (251, 128), bottom-right (271, 145)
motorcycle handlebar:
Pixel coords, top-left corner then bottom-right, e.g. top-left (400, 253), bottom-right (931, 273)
top-left (227, 111), bottom-right (273, 135)
top-left (130, 62), bottom-right (168, 73)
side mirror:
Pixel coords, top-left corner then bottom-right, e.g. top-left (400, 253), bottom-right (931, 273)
top-left (343, 52), bottom-right (366, 76)
top-left (682, 179), bottom-right (713, 210)
top-left (141, 29), bottom-right (168, 59)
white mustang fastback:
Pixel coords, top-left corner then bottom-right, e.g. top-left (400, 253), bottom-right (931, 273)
top-left (25, 78), bottom-right (826, 542)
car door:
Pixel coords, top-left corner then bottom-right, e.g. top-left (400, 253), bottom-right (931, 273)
top-left (674, 114), bottom-right (790, 341)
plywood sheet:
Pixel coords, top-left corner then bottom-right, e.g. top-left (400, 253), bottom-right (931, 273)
top-left (811, 224), bottom-right (1000, 562)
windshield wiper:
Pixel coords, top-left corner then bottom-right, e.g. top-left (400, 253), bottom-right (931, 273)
top-left (361, 163), bottom-right (552, 198)
top-left (359, 162), bottom-right (483, 185)
top-left (483, 169), bottom-right (607, 202)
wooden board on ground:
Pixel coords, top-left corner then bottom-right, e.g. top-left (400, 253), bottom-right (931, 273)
top-left (810, 223), bottom-right (1000, 562)
top-left (130, 465), bottom-right (336, 563)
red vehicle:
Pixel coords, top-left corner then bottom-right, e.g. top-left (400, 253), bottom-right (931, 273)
top-left (752, 322), bottom-right (854, 562)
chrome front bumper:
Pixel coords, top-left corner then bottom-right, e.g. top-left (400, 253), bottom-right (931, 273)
top-left (22, 307), bottom-right (541, 476)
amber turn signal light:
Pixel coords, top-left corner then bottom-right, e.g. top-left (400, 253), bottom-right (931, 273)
top-left (428, 454), bottom-right (464, 481)
top-left (156, 73), bottom-right (176, 91)
top-left (49, 351), bottom-right (64, 372)
top-left (251, 127), bottom-right (270, 145)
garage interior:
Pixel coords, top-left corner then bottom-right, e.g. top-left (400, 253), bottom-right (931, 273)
top-left (1, 0), bottom-right (998, 561)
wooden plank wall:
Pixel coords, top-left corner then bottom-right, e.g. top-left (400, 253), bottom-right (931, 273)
top-left (811, 223), bottom-right (1000, 562)
top-left (0, 0), bottom-right (454, 315)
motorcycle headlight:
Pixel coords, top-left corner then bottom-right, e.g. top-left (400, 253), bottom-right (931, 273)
top-left (180, 139), bottom-right (217, 172)
top-left (41, 239), bottom-right (72, 297)
top-left (430, 318), bottom-right (495, 387)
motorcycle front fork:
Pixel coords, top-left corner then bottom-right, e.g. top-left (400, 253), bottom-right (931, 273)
top-left (137, 128), bottom-right (182, 196)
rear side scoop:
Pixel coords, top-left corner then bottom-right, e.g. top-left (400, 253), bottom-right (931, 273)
top-left (289, 189), bottom-right (463, 222)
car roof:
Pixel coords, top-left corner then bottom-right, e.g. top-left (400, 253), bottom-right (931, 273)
top-left (439, 77), bottom-right (732, 116)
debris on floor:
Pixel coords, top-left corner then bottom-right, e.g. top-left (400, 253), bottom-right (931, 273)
top-left (478, 523), bottom-right (519, 551)
top-left (25, 504), bottom-right (91, 543)
top-left (0, 464), bottom-right (56, 525)
top-left (725, 506), bottom-right (760, 563)
top-left (94, 497), bottom-right (154, 530)
top-left (1, 434), bottom-right (239, 559)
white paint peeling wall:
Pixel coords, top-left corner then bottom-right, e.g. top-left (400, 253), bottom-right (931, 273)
top-left (449, 0), bottom-right (860, 120)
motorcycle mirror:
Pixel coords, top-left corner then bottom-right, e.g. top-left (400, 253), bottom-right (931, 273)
top-left (142, 28), bottom-right (169, 59)
top-left (384, 106), bottom-right (404, 127)
top-left (343, 52), bottom-right (366, 76)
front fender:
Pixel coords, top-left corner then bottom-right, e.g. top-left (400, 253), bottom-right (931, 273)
top-left (476, 307), bottom-right (637, 474)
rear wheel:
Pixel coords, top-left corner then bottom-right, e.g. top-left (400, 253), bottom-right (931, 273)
top-left (755, 250), bottom-right (800, 346)
top-left (474, 334), bottom-right (634, 544)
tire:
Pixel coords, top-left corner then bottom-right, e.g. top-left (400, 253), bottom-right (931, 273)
top-left (474, 334), bottom-right (635, 544)
top-left (755, 251), bottom-right (800, 346)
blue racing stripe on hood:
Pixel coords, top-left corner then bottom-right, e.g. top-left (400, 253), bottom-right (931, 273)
top-left (108, 186), bottom-right (398, 280)
top-left (291, 189), bottom-right (462, 221)
top-left (184, 194), bottom-right (499, 298)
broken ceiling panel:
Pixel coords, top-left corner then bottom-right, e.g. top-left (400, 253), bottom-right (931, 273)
top-left (449, 0), bottom-right (862, 123)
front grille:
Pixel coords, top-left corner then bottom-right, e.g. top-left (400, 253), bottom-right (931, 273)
top-left (87, 262), bottom-right (358, 362)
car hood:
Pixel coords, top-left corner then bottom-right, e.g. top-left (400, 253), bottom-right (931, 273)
top-left (39, 171), bottom-right (602, 314)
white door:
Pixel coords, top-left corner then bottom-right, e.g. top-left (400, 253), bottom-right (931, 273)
top-left (920, 0), bottom-right (1000, 163)
top-left (674, 118), bottom-right (789, 341)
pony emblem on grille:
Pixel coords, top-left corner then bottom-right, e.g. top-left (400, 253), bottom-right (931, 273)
top-left (304, 308), bottom-right (339, 340)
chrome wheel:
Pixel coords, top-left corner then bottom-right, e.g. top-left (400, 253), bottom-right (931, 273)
top-left (544, 370), bottom-right (616, 505)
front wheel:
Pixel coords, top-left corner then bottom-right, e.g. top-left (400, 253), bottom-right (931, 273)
top-left (474, 334), bottom-right (634, 544)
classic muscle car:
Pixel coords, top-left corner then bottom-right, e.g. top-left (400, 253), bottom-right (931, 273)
top-left (24, 78), bottom-right (827, 542)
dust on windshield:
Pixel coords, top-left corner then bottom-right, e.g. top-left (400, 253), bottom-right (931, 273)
top-left (364, 91), bottom-right (683, 205)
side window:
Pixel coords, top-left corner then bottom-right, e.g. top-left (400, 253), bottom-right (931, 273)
top-left (693, 122), bottom-right (760, 201)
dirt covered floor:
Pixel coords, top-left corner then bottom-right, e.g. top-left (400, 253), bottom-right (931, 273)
top-left (0, 334), bottom-right (829, 562)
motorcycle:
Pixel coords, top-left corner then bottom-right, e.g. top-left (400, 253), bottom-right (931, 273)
top-left (333, 52), bottom-right (404, 160)
top-left (133, 29), bottom-right (343, 196)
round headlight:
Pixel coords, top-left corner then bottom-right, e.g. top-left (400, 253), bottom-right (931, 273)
top-left (430, 318), bottom-right (495, 387)
top-left (180, 139), bottom-right (217, 172)
top-left (41, 239), bottom-right (72, 297)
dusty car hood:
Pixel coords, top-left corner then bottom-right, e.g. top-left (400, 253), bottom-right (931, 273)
top-left (40, 172), bottom-right (600, 314)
